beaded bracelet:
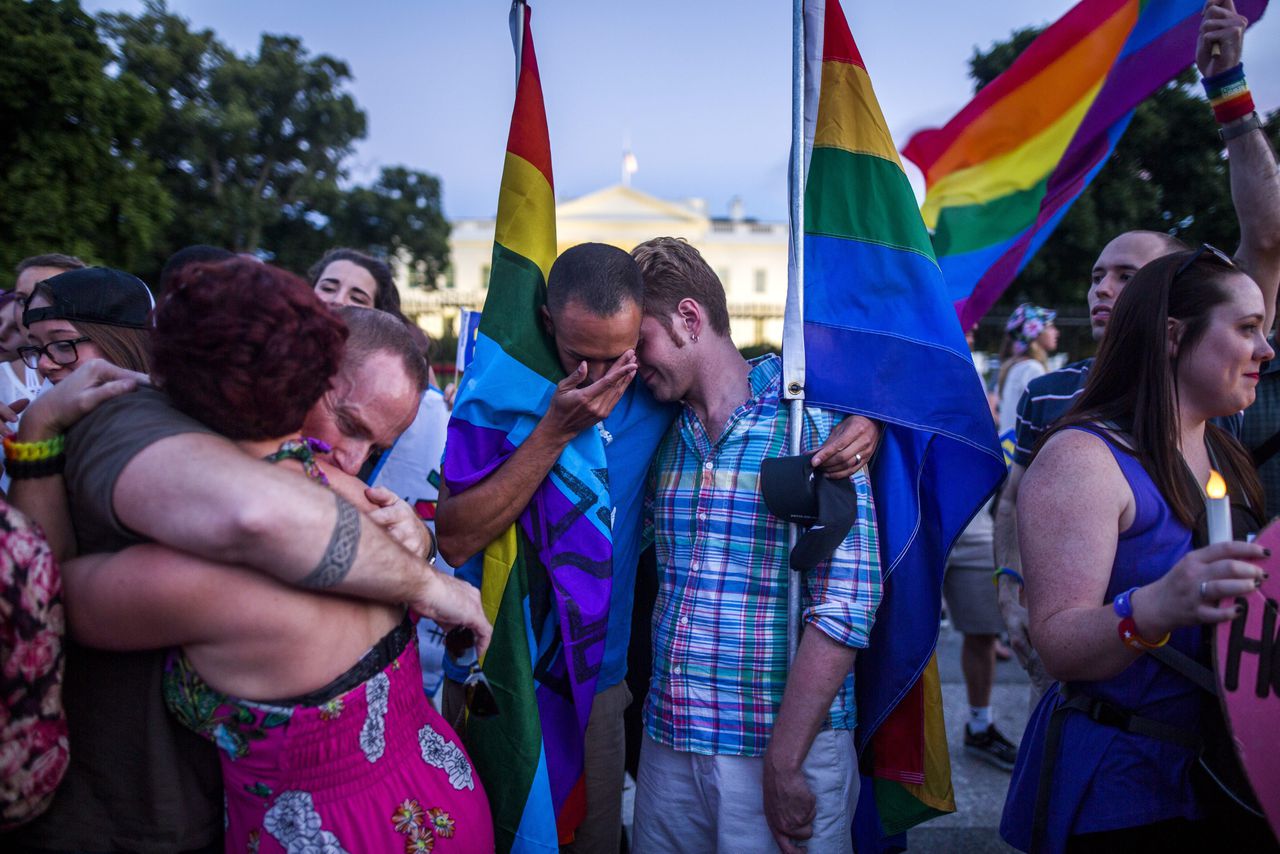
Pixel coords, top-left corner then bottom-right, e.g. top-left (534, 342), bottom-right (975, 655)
top-left (992, 567), bottom-right (1024, 588)
top-left (1202, 63), bottom-right (1255, 125)
top-left (3, 434), bottom-right (65, 463)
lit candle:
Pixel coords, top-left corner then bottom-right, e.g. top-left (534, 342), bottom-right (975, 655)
top-left (1206, 469), bottom-right (1232, 545)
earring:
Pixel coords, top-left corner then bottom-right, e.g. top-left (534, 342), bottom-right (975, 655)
top-left (690, 333), bottom-right (698, 343)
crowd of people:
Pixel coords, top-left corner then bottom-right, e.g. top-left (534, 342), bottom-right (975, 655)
top-left (0, 4), bottom-right (1278, 853)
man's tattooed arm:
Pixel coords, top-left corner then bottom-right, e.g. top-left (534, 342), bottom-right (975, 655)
top-left (299, 493), bottom-right (361, 589)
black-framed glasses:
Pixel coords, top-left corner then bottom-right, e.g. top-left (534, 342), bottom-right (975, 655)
top-left (1175, 243), bottom-right (1236, 279)
top-left (17, 337), bottom-right (92, 370)
top-left (444, 627), bottom-right (499, 719)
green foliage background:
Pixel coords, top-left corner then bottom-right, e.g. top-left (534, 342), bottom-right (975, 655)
top-left (0, 0), bottom-right (449, 288)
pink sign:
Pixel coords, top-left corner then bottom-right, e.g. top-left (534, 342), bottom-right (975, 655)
top-left (1214, 520), bottom-right (1280, 839)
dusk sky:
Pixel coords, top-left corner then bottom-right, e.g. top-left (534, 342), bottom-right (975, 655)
top-left (85, 1), bottom-right (1280, 221)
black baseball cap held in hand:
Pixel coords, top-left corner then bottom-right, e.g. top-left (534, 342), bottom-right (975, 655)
top-left (761, 452), bottom-right (859, 571)
top-left (23, 267), bottom-right (154, 330)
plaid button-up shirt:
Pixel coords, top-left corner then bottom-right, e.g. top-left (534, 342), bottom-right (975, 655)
top-left (642, 355), bottom-right (881, 757)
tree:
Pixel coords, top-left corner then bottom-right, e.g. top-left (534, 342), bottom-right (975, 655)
top-left (968, 27), bottom-right (1273, 351)
top-left (0, 0), bottom-right (171, 274)
top-left (99, 1), bottom-right (368, 260)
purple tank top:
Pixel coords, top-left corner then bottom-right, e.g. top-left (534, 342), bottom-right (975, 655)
top-left (1002, 426), bottom-right (1204, 851)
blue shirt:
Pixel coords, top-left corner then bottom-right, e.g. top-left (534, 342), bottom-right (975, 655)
top-left (597, 380), bottom-right (678, 689)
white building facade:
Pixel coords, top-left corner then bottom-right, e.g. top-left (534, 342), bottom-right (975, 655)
top-left (400, 184), bottom-right (788, 348)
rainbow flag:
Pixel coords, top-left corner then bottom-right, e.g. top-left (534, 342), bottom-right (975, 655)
top-left (443, 4), bottom-right (609, 851)
top-left (794, 0), bottom-right (1006, 845)
top-left (904, 0), bottom-right (1269, 329)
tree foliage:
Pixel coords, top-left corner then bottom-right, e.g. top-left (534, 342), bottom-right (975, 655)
top-left (0, 0), bottom-right (450, 290)
top-left (0, 0), bottom-right (171, 274)
top-left (968, 26), bottom-right (1276, 348)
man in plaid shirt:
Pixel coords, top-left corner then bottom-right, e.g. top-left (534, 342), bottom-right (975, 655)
top-left (629, 238), bottom-right (882, 854)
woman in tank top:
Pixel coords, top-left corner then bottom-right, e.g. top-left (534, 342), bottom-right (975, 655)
top-left (54, 260), bottom-right (493, 853)
top-left (1000, 246), bottom-right (1275, 852)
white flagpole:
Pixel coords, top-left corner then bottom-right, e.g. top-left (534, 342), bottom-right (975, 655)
top-left (784, 0), bottom-right (807, 663)
top-left (510, 1), bottom-right (525, 83)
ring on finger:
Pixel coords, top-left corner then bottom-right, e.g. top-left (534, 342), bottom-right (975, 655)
top-left (1199, 580), bottom-right (1210, 599)
top-left (854, 452), bottom-right (863, 465)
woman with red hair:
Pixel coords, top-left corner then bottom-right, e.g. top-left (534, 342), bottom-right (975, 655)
top-left (54, 260), bottom-right (493, 853)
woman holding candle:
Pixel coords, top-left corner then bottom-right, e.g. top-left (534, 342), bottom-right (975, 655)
top-left (1000, 246), bottom-right (1276, 852)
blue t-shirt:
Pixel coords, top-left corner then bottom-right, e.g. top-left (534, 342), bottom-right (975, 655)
top-left (596, 381), bottom-right (677, 689)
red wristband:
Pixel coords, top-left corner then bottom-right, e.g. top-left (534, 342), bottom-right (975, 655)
top-left (1118, 616), bottom-right (1170, 651)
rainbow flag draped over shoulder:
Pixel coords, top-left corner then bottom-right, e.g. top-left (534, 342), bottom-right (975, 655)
top-left (793, 0), bottom-right (1006, 845)
top-left (443, 5), bottom-right (610, 851)
top-left (904, 0), bottom-right (1268, 329)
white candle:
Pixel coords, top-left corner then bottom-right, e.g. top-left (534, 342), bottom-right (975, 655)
top-left (1206, 469), bottom-right (1232, 545)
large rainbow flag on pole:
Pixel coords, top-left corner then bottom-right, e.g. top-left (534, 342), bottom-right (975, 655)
top-left (787, 0), bottom-right (1006, 846)
top-left (443, 4), bottom-right (611, 851)
top-left (904, 0), bottom-right (1268, 329)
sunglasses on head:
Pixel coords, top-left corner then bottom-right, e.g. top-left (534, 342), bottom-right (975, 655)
top-left (1175, 243), bottom-right (1236, 279)
top-left (444, 627), bottom-right (499, 719)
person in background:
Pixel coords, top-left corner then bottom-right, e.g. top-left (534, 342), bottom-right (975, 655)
top-left (156, 244), bottom-right (235, 296)
top-left (993, 1), bottom-right (1280, 704)
top-left (996, 303), bottom-right (1058, 436)
top-left (19, 268), bottom-right (152, 385)
top-left (310, 248), bottom-right (402, 316)
top-left (0, 255), bottom-right (86, 413)
top-left (1001, 247), bottom-right (1276, 852)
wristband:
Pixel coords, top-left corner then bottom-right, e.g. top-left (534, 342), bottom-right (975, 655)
top-left (1220, 111), bottom-right (1262, 143)
top-left (1118, 616), bottom-right (1171, 651)
top-left (1202, 63), bottom-right (1256, 125)
top-left (993, 567), bottom-right (1024, 588)
top-left (4, 454), bottom-right (66, 480)
top-left (3, 434), bottom-right (65, 462)
top-left (1112, 586), bottom-right (1138, 619)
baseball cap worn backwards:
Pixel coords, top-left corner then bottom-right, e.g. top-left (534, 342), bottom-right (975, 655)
top-left (23, 267), bottom-right (155, 330)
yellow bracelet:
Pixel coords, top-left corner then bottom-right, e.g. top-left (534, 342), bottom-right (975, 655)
top-left (3, 434), bottom-right (66, 462)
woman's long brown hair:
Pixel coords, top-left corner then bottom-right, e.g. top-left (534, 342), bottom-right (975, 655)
top-left (1039, 249), bottom-right (1265, 528)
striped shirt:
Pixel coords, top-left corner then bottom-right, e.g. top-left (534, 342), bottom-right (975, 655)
top-left (1013, 357), bottom-right (1243, 468)
top-left (643, 355), bottom-right (882, 757)
top-left (1011, 358), bottom-right (1093, 467)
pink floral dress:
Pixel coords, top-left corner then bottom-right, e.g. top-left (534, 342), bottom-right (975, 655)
top-left (0, 499), bottom-right (68, 829)
top-left (163, 621), bottom-right (493, 853)
top-left (162, 439), bottom-right (492, 852)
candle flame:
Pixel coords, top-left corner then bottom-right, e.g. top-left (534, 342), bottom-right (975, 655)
top-left (1206, 469), bottom-right (1227, 499)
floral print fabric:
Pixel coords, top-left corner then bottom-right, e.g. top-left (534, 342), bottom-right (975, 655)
top-left (163, 631), bottom-right (492, 852)
top-left (0, 500), bottom-right (68, 829)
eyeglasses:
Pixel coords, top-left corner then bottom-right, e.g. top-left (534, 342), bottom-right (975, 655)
top-left (444, 627), bottom-right (499, 719)
top-left (17, 337), bottom-right (92, 370)
top-left (1175, 243), bottom-right (1236, 280)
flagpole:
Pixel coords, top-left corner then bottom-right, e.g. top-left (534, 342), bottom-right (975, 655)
top-left (784, 0), bottom-right (807, 664)
top-left (510, 0), bottom-right (525, 84)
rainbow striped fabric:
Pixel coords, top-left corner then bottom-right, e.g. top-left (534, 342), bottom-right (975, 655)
top-left (797, 0), bottom-right (1006, 845)
top-left (442, 5), bottom-right (607, 851)
top-left (904, 0), bottom-right (1269, 329)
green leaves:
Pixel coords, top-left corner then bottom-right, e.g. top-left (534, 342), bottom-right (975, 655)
top-left (1, 0), bottom-right (449, 291)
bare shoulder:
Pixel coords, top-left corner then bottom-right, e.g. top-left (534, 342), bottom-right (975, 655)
top-left (1022, 427), bottom-right (1132, 525)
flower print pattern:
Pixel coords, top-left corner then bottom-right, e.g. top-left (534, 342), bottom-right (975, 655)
top-left (163, 655), bottom-right (293, 760)
top-left (360, 672), bottom-right (390, 763)
top-left (0, 499), bottom-right (69, 828)
top-left (417, 723), bottom-right (474, 790)
top-left (427, 807), bottom-right (455, 839)
top-left (319, 698), bottom-right (344, 721)
top-left (391, 799), bottom-right (424, 834)
top-left (263, 790), bottom-right (349, 854)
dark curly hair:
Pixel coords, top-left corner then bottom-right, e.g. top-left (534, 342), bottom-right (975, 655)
top-left (151, 258), bottom-right (348, 440)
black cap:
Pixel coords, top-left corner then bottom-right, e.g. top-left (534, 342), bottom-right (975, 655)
top-left (761, 452), bottom-right (860, 571)
top-left (23, 267), bottom-right (154, 330)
